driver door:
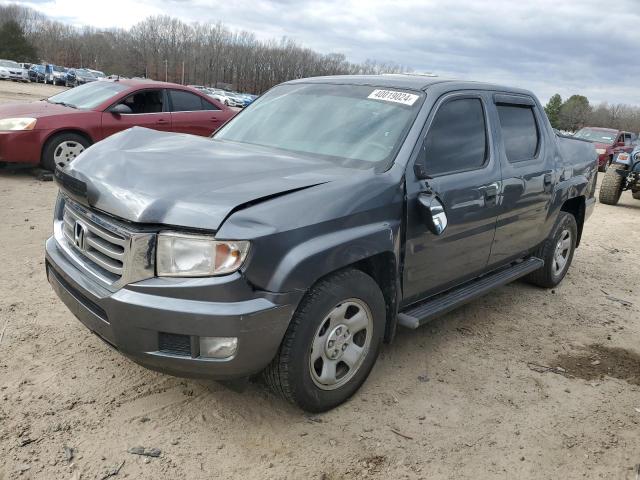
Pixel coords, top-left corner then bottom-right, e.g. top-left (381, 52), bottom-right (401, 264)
top-left (100, 89), bottom-right (172, 139)
top-left (402, 92), bottom-right (502, 304)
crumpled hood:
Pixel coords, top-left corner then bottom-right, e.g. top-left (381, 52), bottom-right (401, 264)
top-left (64, 127), bottom-right (357, 231)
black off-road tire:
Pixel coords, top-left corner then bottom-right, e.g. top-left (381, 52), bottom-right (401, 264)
top-left (263, 269), bottom-right (386, 412)
top-left (632, 190), bottom-right (640, 200)
top-left (525, 212), bottom-right (578, 289)
top-left (598, 164), bottom-right (625, 205)
top-left (41, 132), bottom-right (91, 171)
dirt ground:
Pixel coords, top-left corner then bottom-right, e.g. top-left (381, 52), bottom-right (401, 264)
top-left (0, 82), bottom-right (639, 480)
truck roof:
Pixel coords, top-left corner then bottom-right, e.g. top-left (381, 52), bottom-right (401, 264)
top-left (285, 74), bottom-right (535, 96)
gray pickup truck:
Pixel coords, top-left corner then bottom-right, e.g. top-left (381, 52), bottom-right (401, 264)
top-left (46, 75), bottom-right (597, 412)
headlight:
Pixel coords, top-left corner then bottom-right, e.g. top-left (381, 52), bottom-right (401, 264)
top-left (595, 148), bottom-right (606, 155)
top-left (0, 117), bottom-right (37, 131)
top-left (156, 232), bottom-right (250, 277)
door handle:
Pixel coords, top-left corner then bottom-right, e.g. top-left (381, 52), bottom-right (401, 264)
top-left (543, 173), bottom-right (552, 185)
top-left (483, 184), bottom-right (498, 206)
top-left (157, 118), bottom-right (168, 124)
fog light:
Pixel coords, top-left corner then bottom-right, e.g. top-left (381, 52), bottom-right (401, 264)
top-left (199, 337), bottom-right (238, 359)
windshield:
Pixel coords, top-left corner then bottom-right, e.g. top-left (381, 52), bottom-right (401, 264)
top-left (215, 83), bottom-right (424, 168)
top-left (47, 81), bottom-right (127, 109)
top-left (77, 70), bottom-right (96, 77)
top-left (53, 66), bottom-right (65, 72)
top-left (0, 60), bottom-right (20, 68)
top-left (574, 128), bottom-right (617, 144)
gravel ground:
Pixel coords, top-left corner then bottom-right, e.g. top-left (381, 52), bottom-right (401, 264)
top-left (0, 82), bottom-right (639, 480)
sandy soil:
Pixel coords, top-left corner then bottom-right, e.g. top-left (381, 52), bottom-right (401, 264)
top-left (0, 83), bottom-right (639, 480)
top-left (0, 81), bottom-right (65, 104)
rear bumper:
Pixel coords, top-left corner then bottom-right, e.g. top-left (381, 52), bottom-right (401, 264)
top-left (45, 236), bottom-right (297, 379)
top-left (0, 130), bottom-right (44, 165)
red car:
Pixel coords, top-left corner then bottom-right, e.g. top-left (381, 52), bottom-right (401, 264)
top-left (0, 79), bottom-right (237, 170)
top-left (573, 127), bottom-right (636, 172)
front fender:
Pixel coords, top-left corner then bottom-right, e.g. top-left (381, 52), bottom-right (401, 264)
top-left (265, 222), bottom-right (399, 293)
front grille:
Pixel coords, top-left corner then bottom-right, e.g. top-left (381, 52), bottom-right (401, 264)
top-left (62, 203), bottom-right (126, 279)
top-left (53, 194), bottom-right (156, 291)
top-left (159, 333), bottom-right (192, 356)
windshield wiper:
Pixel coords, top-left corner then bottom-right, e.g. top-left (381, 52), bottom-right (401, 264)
top-left (49, 101), bottom-right (78, 109)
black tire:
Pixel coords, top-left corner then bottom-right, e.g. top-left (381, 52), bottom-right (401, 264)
top-left (598, 165), bottom-right (625, 205)
top-left (632, 190), bottom-right (640, 201)
top-left (525, 212), bottom-right (578, 289)
top-left (264, 269), bottom-right (386, 412)
top-left (41, 132), bottom-right (91, 171)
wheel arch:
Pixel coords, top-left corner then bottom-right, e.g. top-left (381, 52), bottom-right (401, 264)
top-left (560, 195), bottom-right (585, 247)
top-left (41, 128), bottom-right (94, 164)
top-left (264, 224), bottom-right (402, 343)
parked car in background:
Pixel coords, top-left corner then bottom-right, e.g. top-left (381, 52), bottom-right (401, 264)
top-left (599, 145), bottom-right (640, 205)
top-left (45, 75), bottom-right (596, 412)
top-left (205, 88), bottom-right (232, 106)
top-left (86, 69), bottom-right (106, 79)
top-left (0, 60), bottom-right (29, 82)
top-left (0, 79), bottom-right (236, 170)
top-left (66, 69), bottom-right (100, 87)
top-left (28, 64), bottom-right (46, 83)
top-left (573, 127), bottom-right (634, 172)
top-left (45, 64), bottom-right (68, 86)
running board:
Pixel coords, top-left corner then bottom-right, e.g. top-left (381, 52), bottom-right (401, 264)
top-left (397, 257), bottom-right (544, 329)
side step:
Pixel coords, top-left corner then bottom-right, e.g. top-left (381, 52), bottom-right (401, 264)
top-left (397, 257), bottom-right (543, 329)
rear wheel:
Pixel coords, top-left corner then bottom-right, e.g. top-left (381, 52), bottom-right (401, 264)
top-left (42, 133), bottom-right (91, 171)
top-left (598, 165), bottom-right (625, 205)
top-left (632, 190), bottom-right (640, 200)
top-left (525, 212), bottom-right (577, 288)
top-left (264, 269), bottom-right (385, 412)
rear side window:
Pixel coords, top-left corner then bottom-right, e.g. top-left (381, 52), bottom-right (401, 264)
top-left (497, 104), bottom-right (539, 162)
top-left (201, 97), bottom-right (219, 110)
top-left (170, 90), bottom-right (205, 112)
top-left (422, 98), bottom-right (487, 176)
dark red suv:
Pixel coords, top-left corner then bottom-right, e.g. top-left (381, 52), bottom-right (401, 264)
top-left (573, 127), bottom-right (636, 172)
top-left (0, 79), bottom-right (237, 170)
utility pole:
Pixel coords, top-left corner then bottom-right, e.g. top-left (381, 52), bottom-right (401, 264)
top-left (181, 61), bottom-right (185, 85)
top-left (164, 59), bottom-right (168, 82)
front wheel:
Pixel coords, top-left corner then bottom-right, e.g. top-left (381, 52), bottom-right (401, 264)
top-left (598, 165), bottom-right (625, 205)
top-left (41, 133), bottom-right (91, 171)
top-left (525, 212), bottom-right (577, 288)
top-left (264, 269), bottom-right (385, 412)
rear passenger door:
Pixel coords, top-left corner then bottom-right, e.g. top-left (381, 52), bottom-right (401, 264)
top-left (403, 92), bottom-right (502, 303)
top-left (168, 89), bottom-right (225, 136)
top-left (487, 94), bottom-right (554, 267)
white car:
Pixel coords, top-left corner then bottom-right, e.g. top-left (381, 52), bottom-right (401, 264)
top-left (205, 88), bottom-right (234, 106)
top-left (0, 60), bottom-right (28, 82)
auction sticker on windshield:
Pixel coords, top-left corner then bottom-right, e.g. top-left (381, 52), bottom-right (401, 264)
top-left (368, 89), bottom-right (419, 106)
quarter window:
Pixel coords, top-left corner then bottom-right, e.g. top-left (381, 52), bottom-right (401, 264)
top-left (170, 90), bottom-right (207, 111)
top-left (422, 98), bottom-right (487, 176)
top-left (497, 104), bottom-right (539, 162)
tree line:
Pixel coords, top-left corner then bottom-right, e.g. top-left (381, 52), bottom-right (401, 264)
top-left (545, 93), bottom-right (640, 134)
top-left (0, 3), bottom-right (408, 93)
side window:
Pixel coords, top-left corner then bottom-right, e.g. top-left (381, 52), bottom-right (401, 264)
top-left (201, 97), bottom-right (219, 111)
top-left (170, 90), bottom-right (205, 112)
top-left (624, 133), bottom-right (632, 146)
top-left (120, 90), bottom-right (164, 114)
top-left (496, 104), bottom-right (539, 162)
top-left (421, 98), bottom-right (487, 176)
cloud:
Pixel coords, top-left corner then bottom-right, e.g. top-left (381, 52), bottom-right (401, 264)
top-left (8, 0), bottom-right (640, 105)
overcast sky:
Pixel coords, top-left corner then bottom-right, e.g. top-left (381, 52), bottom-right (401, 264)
top-left (11, 0), bottom-right (640, 105)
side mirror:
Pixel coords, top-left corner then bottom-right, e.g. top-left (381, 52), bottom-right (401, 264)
top-left (110, 104), bottom-right (133, 115)
top-left (417, 193), bottom-right (448, 235)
